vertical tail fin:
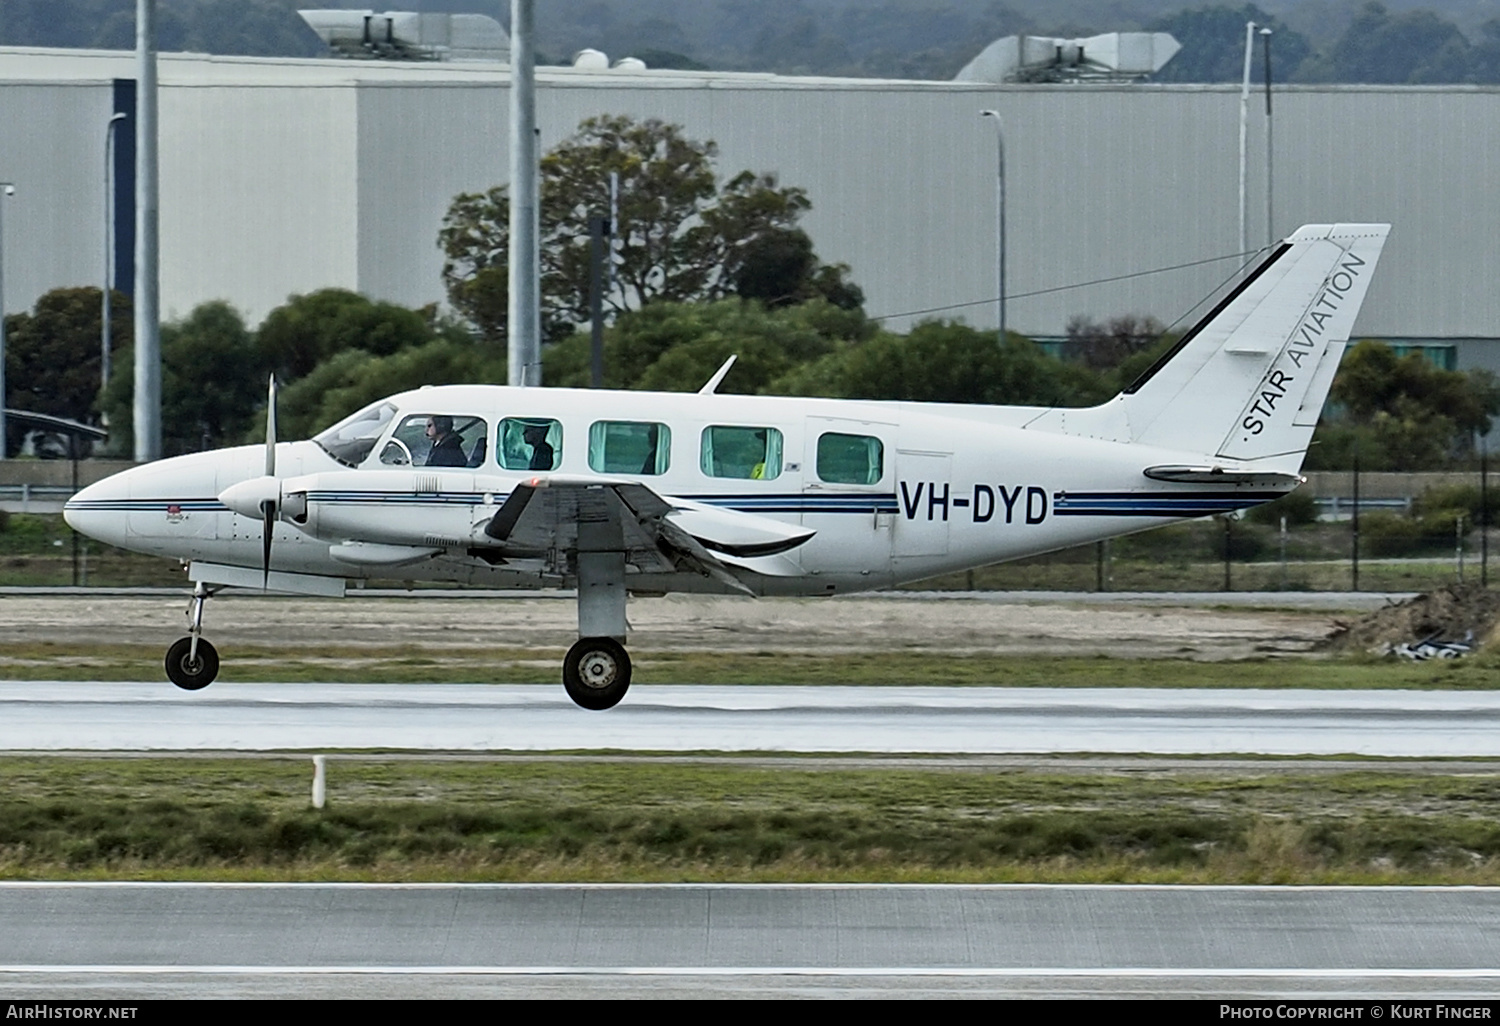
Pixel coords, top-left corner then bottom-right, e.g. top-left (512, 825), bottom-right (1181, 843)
top-left (1120, 223), bottom-right (1389, 465)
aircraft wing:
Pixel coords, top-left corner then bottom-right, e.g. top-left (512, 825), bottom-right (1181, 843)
top-left (480, 477), bottom-right (814, 590)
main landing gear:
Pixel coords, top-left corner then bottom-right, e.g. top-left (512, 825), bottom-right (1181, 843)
top-left (563, 637), bottom-right (631, 710)
top-left (564, 518), bottom-right (632, 710)
top-left (165, 581), bottom-right (220, 691)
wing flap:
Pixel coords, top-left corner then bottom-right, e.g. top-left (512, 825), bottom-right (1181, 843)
top-left (478, 479), bottom-right (812, 588)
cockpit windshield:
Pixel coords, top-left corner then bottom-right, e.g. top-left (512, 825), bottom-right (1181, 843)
top-left (312, 401), bottom-right (397, 467)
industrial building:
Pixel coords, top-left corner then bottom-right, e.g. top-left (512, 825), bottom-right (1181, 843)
top-left (0, 46), bottom-right (1497, 372)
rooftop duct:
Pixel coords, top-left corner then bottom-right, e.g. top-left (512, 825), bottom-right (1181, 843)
top-left (298, 9), bottom-right (509, 62)
top-left (955, 32), bottom-right (1180, 83)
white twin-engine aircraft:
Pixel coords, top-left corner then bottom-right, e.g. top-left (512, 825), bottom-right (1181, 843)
top-left (65, 223), bottom-right (1388, 709)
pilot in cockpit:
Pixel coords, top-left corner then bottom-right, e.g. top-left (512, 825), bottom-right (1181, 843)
top-left (424, 415), bottom-right (467, 467)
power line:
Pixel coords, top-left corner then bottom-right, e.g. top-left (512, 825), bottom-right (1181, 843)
top-left (867, 247), bottom-right (1270, 323)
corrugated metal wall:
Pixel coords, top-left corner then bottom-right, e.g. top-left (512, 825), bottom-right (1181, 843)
top-left (163, 81), bottom-right (360, 320)
top-left (1, 51), bottom-right (1498, 347)
top-left (0, 82), bottom-right (114, 315)
top-left (356, 78), bottom-right (1500, 341)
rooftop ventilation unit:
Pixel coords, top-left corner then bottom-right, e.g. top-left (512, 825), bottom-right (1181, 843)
top-left (571, 48), bottom-right (609, 70)
top-left (955, 32), bottom-right (1180, 83)
top-left (568, 50), bottom-right (650, 72)
top-left (298, 9), bottom-right (509, 62)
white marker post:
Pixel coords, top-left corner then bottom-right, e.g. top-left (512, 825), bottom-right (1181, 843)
top-left (311, 755), bottom-right (327, 809)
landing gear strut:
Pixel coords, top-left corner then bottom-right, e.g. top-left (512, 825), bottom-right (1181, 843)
top-left (566, 518), bottom-right (631, 710)
top-left (166, 581), bottom-right (220, 691)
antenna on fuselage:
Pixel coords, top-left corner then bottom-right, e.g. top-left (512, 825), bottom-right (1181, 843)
top-left (698, 355), bottom-right (737, 395)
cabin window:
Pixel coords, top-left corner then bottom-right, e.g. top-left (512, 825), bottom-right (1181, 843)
top-left (588, 421), bottom-right (671, 475)
top-left (498, 417), bottom-right (562, 471)
top-left (701, 425), bottom-right (782, 480)
top-left (816, 432), bottom-right (884, 485)
top-left (379, 414), bottom-right (490, 468)
top-left (313, 401), bottom-right (397, 467)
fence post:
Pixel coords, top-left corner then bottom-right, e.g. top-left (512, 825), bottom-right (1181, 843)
top-left (1351, 458), bottom-right (1361, 592)
top-left (1280, 515), bottom-right (1287, 590)
top-left (1458, 514), bottom-right (1465, 584)
top-left (1222, 516), bottom-right (1232, 592)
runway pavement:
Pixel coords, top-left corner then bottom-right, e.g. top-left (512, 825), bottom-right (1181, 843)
top-left (5, 681), bottom-right (1500, 756)
top-left (2, 883), bottom-right (1499, 999)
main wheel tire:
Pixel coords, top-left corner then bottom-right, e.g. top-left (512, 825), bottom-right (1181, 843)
top-left (165, 637), bottom-right (219, 691)
top-left (563, 637), bottom-right (631, 710)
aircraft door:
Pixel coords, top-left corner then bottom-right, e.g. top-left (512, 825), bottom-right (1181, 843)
top-left (798, 417), bottom-right (895, 576)
top-left (893, 450), bottom-right (952, 557)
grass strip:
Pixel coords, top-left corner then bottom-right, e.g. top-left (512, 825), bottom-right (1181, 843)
top-left (2, 642), bottom-right (1500, 688)
top-left (3, 757), bottom-right (1500, 884)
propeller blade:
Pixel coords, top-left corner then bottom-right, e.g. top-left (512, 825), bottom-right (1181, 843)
top-left (261, 498), bottom-right (275, 590)
top-left (262, 374), bottom-right (279, 588)
top-left (265, 374), bottom-right (278, 478)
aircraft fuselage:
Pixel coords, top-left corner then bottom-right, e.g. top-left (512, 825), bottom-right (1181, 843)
top-left (66, 385), bottom-right (1281, 596)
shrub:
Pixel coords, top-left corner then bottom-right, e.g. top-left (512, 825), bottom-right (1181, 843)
top-left (1413, 484), bottom-right (1500, 525)
top-left (1246, 490), bottom-right (1319, 527)
top-left (1213, 521), bottom-right (1266, 562)
top-left (1359, 511), bottom-right (1458, 556)
top-left (1359, 512), bottom-right (1420, 556)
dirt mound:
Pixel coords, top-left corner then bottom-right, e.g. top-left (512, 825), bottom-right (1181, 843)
top-left (1321, 585), bottom-right (1500, 653)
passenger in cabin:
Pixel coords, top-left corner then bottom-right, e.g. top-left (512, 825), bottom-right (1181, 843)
top-left (749, 429), bottom-right (769, 479)
top-left (424, 415), bottom-right (467, 467)
top-left (524, 423), bottom-right (554, 471)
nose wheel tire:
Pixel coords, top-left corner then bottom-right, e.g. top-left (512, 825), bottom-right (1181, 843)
top-left (165, 637), bottom-right (219, 691)
top-left (563, 637), bottom-right (631, 710)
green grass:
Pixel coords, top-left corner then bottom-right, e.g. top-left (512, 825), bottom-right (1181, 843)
top-left (4, 641), bottom-right (1500, 688)
top-left (4, 757), bottom-right (1500, 884)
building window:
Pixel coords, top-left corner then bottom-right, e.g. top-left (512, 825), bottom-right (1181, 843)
top-left (1389, 344), bottom-right (1457, 372)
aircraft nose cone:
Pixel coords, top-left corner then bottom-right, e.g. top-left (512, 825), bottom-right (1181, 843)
top-left (218, 476), bottom-right (279, 519)
top-left (63, 472), bottom-right (131, 546)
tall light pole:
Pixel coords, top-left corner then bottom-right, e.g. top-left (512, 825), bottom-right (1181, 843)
top-left (103, 112), bottom-right (127, 415)
top-left (507, 0), bottom-right (540, 387)
top-left (0, 183), bottom-right (12, 461)
top-left (980, 109), bottom-right (1006, 340)
top-left (1238, 21), bottom-right (1255, 258)
top-left (1260, 26), bottom-right (1274, 247)
top-left (134, 0), bottom-right (161, 462)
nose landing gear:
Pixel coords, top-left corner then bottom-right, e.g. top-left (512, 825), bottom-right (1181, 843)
top-left (165, 581), bottom-right (220, 690)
